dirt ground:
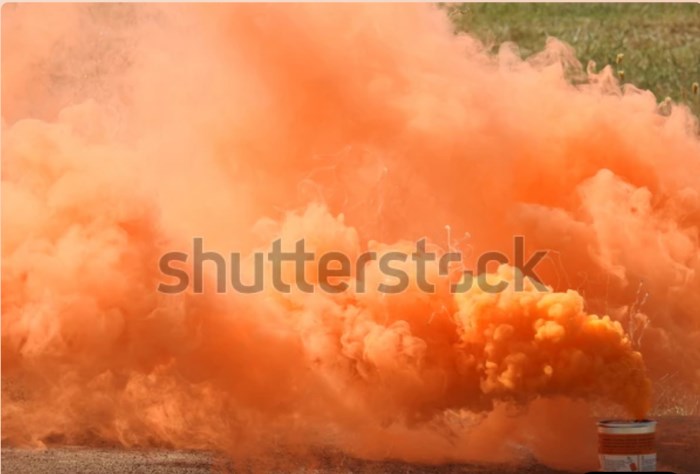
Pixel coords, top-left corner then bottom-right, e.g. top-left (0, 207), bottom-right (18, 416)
top-left (2, 416), bottom-right (697, 473)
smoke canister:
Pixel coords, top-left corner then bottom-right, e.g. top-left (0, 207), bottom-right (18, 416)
top-left (597, 419), bottom-right (657, 472)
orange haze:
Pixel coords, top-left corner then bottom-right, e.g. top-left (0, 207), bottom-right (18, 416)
top-left (2, 4), bottom-right (700, 471)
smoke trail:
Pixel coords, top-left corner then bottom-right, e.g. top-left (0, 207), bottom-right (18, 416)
top-left (2, 3), bottom-right (699, 471)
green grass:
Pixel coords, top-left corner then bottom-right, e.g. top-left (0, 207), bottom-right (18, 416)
top-left (444, 3), bottom-right (700, 117)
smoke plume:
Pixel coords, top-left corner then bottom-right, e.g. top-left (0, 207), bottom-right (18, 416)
top-left (3, 4), bottom-right (699, 471)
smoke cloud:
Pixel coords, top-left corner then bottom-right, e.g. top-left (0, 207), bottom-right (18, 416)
top-left (2, 4), bottom-right (699, 471)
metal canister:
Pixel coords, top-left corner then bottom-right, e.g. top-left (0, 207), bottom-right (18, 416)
top-left (597, 419), bottom-right (657, 472)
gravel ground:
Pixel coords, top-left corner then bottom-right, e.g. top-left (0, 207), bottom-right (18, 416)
top-left (2, 417), bottom-right (697, 473)
top-left (0, 449), bottom-right (573, 474)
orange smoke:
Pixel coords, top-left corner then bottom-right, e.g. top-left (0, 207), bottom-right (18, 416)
top-left (2, 3), bottom-right (699, 471)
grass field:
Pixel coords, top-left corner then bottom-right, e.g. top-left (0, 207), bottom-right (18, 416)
top-left (445, 3), bottom-right (700, 118)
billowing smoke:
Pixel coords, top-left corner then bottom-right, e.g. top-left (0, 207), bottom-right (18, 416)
top-left (2, 4), bottom-right (699, 471)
